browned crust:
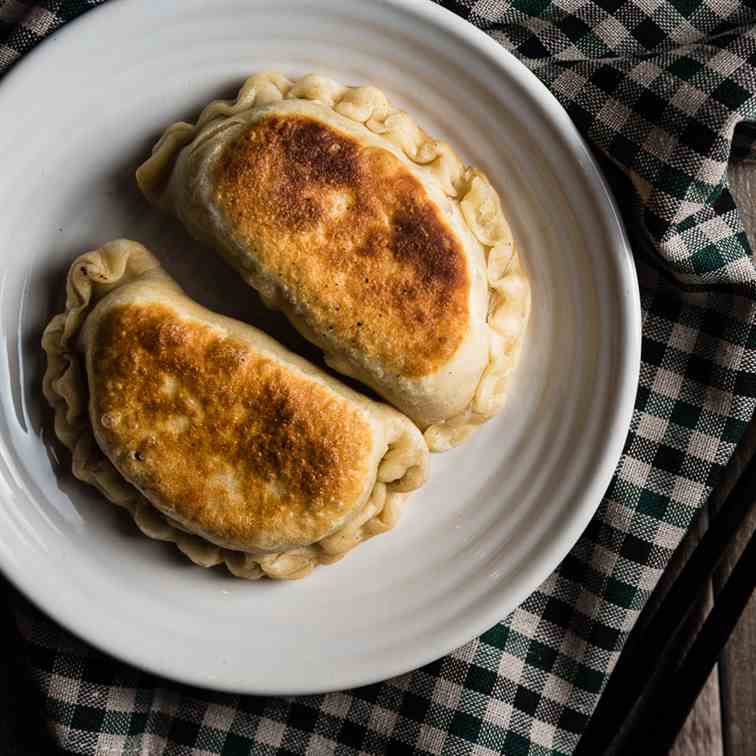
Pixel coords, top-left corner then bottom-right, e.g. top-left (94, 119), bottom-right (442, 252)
top-left (214, 114), bottom-right (470, 378)
top-left (89, 303), bottom-right (374, 550)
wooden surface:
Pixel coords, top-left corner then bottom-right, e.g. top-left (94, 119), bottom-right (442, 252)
top-left (669, 507), bottom-right (723, 756)
top-left (716, 489), bottom-right (756, 755)
top-left (668, 161), bottom-right (756, 756)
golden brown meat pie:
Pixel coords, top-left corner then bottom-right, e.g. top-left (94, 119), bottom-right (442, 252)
top-left (137, 73), bottom-right (531, 450)
top-left (42, 240), bottom-right (428, 579)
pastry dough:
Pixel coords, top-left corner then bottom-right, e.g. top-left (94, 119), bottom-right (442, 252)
top-left (42, 240), bottom-right (428, 579)
top-left (137, 72), bottom-right (531, 450)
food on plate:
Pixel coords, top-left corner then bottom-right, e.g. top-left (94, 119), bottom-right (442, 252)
top-left (137, 72), bottom-right (530, 451)
top-left (42, 240), bottom-right (428, 579)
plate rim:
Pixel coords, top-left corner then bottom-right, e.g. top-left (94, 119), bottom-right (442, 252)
top-left (0, 0), bottom-right (642, 694)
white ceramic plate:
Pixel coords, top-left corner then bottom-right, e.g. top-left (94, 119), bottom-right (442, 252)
top-left (0, 0), bottom-right (640, 694)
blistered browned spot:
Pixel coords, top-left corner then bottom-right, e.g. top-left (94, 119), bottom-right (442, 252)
top-left (214, 113), bottom-right (469, 377)
top-left (90, 303), bottom-right (374, 551)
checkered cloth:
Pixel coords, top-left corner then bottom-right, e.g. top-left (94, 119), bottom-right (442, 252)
top-left (3, 1), bottom-right (756, 754)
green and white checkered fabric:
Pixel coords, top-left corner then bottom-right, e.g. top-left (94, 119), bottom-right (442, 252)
top-left (4, 1), bottom-right (756, 754)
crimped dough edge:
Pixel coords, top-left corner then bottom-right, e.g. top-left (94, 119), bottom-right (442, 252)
top-left (137, 72), bottom-right (531, 452)
top-left (41, 239), bottom-right (417, 580)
